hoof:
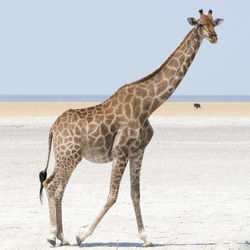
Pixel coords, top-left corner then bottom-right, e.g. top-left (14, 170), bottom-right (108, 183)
top-left (143, 241), bottom-right (153, 247)
top-left (60, 240), bottom-right (70, 246)
top-left (76, 235), bottom-right (82, 246)
top-left (47, 238), bottom-right (56, 246)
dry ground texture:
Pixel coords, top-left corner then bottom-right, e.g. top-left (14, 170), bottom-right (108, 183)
top-left (0, 116), bottom-right (250, 250)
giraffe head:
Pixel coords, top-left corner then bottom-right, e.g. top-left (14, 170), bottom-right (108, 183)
top-left (187, 9), bottom-right (224, 43)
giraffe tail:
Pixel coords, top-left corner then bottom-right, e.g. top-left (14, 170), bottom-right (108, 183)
top-left (39, 130), bottom-right (53, 204)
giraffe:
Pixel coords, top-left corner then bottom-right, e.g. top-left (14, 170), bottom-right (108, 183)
top-left (39, 9), bottom-right (223, 247)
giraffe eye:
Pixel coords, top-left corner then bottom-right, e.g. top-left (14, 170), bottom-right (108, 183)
top-left (198, 23), bottom-right (203, 28)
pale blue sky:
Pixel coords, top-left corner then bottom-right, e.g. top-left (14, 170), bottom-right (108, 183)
top-left (0, 1), bottom-right (249, 95)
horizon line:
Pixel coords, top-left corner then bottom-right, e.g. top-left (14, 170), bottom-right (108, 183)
top-left (1, 94), bottom-right (250, 96)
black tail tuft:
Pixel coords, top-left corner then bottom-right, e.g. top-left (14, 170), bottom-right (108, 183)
top-left (39, 170), bottom-right (47, 203)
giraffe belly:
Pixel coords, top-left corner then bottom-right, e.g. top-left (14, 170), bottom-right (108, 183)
top-left (81, 134), bottom-right (113, 163)
top-left (82, 147), bottom-right (113, 163)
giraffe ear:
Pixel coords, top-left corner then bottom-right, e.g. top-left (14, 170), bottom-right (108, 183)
top-left (187, 17), bottom-right (198, 26)
top-left (214, 18), bottom-right (224, 26)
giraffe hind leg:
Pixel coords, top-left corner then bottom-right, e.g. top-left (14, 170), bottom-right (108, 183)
top-left (54, 176), bottom-right (71, 246)
top-left (43, 170), bottom-right (58, 246)
top-left (46, 188), bottom-right (57, 246)
top-left (44, 169), bottom-right (70, 246)
top-left (45, 158), bottom-right (81, 246)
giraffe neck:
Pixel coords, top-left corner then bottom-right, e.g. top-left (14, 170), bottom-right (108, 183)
top-left (140, 26), bottom-right (203, 116)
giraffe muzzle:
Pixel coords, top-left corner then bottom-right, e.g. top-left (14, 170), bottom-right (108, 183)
top-left (209, 33), bottom-right (217, 43)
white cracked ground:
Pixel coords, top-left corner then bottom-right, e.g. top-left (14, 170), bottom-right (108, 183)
top-left (0, 116), bottom-right (250, 250)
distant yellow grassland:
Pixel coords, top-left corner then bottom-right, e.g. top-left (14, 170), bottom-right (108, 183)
top-left (0, 102), bottom-right (250, 116)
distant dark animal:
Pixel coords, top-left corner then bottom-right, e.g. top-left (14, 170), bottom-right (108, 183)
top-left (194, 103), bottom-right (201, 109)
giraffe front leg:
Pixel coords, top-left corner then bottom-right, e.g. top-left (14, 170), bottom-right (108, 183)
top-left (76, 157), bottom-right (128, 246)
top-left (130, 149), bottom-right (153, 247)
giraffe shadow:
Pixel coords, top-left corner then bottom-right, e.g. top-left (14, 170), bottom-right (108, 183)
top-left (70, 241), bottom-right (250, 248)
top-left (163, 241), bottom-right (250, 247)
top-left (72, 242), bottom-right (165, 248)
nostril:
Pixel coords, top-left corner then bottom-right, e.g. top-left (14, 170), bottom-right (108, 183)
top-left (210, 33), bottom-right (217, 38)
